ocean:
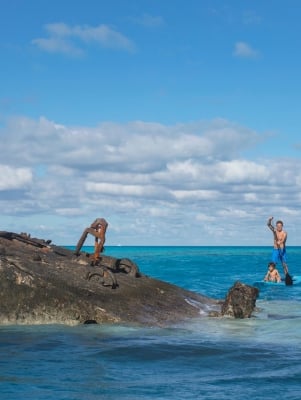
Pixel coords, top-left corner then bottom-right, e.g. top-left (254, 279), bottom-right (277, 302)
top-left (1, 246), bottom-right (301, 399)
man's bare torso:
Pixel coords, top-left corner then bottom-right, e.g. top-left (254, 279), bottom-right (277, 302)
top-left (273, 229), bottom-right (287, 249)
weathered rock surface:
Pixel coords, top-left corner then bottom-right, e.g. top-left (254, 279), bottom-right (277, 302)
top-left (0, 232), bottom-right (258, 326)
top-left (221, 281), bottom-right (259, 318)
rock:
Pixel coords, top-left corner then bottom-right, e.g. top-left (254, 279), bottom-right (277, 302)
top-left (0, 231), bottom-right (258, 326)
top-left (221, 281), bottom-right (259, 318)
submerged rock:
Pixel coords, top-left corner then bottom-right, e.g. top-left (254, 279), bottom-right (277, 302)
top-left (0, 232), bottom-right (258, 326)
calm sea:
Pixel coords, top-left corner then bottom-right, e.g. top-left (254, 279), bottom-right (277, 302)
top-left (1, 246), bottom-right (301, 400)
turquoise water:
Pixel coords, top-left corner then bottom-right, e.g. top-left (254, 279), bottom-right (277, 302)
top-left (1, 246), bottom-right (301, 399)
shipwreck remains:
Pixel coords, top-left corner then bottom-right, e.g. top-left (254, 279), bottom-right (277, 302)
top-left (0, 231), bottom-right (258, 326)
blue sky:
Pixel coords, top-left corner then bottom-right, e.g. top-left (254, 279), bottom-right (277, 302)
top-left (1, 0), bottom-right (301, 246)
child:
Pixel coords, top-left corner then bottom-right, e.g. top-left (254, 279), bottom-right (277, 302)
top-left (264, 262), bottom-right (282, 283)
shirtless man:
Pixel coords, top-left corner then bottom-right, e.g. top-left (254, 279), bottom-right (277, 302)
top-left (264, 262), bottom-right (281, 283)
top-left (267, 216), bottom-right (291, 280)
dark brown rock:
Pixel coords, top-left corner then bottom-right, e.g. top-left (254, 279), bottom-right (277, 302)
top-left (221, 281), bottom-right (259, 318)
top-left (0, 231), bottom-right (258, 326)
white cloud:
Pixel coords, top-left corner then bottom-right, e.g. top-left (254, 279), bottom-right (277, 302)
top-left (1, 115), bottom-right (301, 245)
top-left (32, 23), bottom-right (135, 55)
top-left (217, 160), bottom-right (270, 184)
top-left (85, 182), bottom-right (163, 198)
top-left (233, 41), bottom-right (259, 59)
top-left (244, 193), bottom-right (258, 202)
top-left (217, 208), bottom-right (250, 218)
top-left (2, 117), bottom-right (261, 173)
top-left (0, 165), bottom-right (32, 190)
top-left (171, 189), bottom-right (219, 201)
top-left (55, 208), bottom-right (84, 216)
top-left (196, 213), bottom-right (215, 222)
top-left (31, 37), bottom-right (84, 56)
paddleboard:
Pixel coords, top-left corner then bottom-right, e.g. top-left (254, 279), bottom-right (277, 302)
top-left (254, 275), bottom-right (301, 287)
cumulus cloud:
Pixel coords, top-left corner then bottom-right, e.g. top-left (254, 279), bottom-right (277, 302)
top-left (32, 36), bottom-right (84, 57)
top-left (0, 165), bottom-right (32, 190)
top-left (32, 23), bottom-right (135, 55)
top-left (0, 116), bottom-right (300, 245)
top-left (216, 160), bottom-right (270, 184)
top-left (233, 41), bottom-right (259, 58)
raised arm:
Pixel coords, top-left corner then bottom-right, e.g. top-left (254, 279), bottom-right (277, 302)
top-left (267, 216), bottom-right (275, 232)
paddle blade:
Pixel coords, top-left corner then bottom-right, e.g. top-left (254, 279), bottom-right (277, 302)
top-left (285, 273), bottom-right (293, 286)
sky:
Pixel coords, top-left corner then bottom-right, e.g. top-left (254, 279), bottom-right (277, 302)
top-left (1, 0), bottom-right (301, 246)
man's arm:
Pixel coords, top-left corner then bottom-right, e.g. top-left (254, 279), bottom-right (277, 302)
top-left (267, 216), bottom-right (275, 232)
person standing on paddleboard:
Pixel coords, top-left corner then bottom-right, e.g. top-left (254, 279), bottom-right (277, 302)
top-left (267, 217), bottom-right (292, 285)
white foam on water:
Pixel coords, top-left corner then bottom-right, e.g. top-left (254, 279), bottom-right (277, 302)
top-left (184, 297), bottom-right (220, 316)
top-left (177, 298), bottom-right (301, 348)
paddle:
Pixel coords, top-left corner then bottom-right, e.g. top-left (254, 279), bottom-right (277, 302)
top-left (279, 248), bottom-right (293, 286)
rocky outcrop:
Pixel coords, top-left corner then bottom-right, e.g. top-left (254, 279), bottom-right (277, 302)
top-left (0, 231), bottom-right (258, 326)
top-left (221, 281), bottom-right (259, 318)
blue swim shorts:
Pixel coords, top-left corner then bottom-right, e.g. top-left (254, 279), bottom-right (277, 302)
top-left (271, 248), bottom-right (287, 264)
